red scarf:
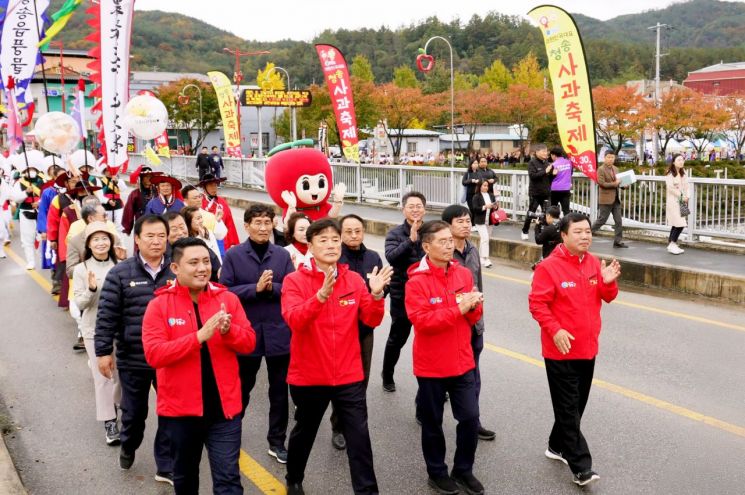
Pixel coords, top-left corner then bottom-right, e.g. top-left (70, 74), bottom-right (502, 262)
top-left (292, 240), bottom-right (308, 256)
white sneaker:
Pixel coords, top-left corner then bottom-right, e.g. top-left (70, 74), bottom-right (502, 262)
top-left (520, 233), bottom-right (529, 240)
top-left (25, 262), bottom-right (34, 270)
top-left (666, 242), bottom-right (683, 255)
top-left (0, 251), bottom-right (6, 259)
top-left (481, 258), bottom-right (492, 268)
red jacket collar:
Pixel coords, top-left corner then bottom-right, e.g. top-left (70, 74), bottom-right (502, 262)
top-left (154, 279), bottom-right (228, 299)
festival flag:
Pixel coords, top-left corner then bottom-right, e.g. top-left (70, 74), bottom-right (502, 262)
top-left (5, 77), bottom-right (23, 154)
top-left (85, 0), bottom-right (135, 175)
top-left (208, 71), bottom-right (242, 158)
top-left (0, 0), bottom-right (51, 123)
top-left (315, 44), bottom-right (360, 163)
top-left (69, 78), bottom-right (86, 137)
top-left (39, 0), bottom-right (84, 47)
top-left (143, 144), bottom-right (162, 166)
top-left (528, 5), bottom-right (598, 182)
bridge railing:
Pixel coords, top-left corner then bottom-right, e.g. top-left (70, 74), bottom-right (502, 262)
top-left (133, 154), bottom-right (745, 241)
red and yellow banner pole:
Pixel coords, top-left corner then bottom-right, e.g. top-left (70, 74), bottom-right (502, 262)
top-left (208, 71), bottom-right (242, 158)
top-left (528, 5), bottom-right (598, 182)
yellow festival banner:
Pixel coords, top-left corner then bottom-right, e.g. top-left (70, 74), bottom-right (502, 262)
top-left (208, 71), bottom-right (242, 158)
top-left (528, 5), bottom-right (598, 182)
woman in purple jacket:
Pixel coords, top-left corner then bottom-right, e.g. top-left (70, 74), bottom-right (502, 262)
top-left (550, 147), bottom-right (573, 216)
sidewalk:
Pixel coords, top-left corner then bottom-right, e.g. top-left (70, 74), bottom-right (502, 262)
top-left (220, 187), bottom-right (745, 303)
top-left (0, 434), bottom-right (26, 495)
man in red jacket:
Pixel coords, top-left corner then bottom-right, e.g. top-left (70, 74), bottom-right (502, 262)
top-left (142, 237), bottom-right (256, 495)
top-left (406, 220), bottom-right (484, 495)
top-left (281, 218), bottom-right (392, 495)
top-left (528, 212), bottom-right (621, 487)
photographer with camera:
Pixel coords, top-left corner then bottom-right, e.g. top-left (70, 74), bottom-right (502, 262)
top-left (535, 205), bottom-right (563, 260)
top-left (521, 144), bottom-right (553, 240)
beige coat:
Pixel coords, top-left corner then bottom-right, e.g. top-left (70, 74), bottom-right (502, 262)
top-left (666, 173), bottom-right (689, 228)
top-left (72, 257), bottom-right (116, 339)
top-left (596, 163), bottom-right (620, 205)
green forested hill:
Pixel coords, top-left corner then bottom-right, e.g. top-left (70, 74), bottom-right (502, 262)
top-left (44, 0), bottom-right (745, 87)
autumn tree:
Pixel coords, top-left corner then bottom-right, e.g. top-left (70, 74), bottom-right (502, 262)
top-left (452, 85), bottom-right (505, 152)
top-left (592, 85), bottom-right (651, 154)
top-left (274, 84), bottom-right (335, 144)
top-left (372, 83), bottom-right (436, 162)
top-left (393, 65), bottom-right (419, 88)
top-left (501, 84), bottom-right (556, 161)
top-left (651, 88), bottom-right (699, 159)
top-left (479, 59), bottom-right (512, 91)
top-left (511, 52), bottom-right (544, 89)
top-left (722, 92), bottom-right (745, 162)
top-left (156, 78), bottom-right (221, 150)
top-left (351, 54), bottom-right (375, 83)
top-left (678, 91), bottom-right (730, 157)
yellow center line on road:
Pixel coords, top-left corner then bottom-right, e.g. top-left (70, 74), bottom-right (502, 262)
top-left (484, 342), bottom-right (745, 439)
top-left (480, 269), bottom-right (745, 333)
top-left (4, 245), bottom-right (285, 493)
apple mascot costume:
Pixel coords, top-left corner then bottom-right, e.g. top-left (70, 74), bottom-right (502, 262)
top-left (265, 139), bottom-right (346, 223)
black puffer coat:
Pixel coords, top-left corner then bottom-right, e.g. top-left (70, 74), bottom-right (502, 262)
top-left (385, 221), bottom-right (425, 317)
top-left (95, 255), bottom-right (174, 370)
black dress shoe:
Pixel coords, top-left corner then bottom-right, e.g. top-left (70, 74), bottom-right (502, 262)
top-left (477, 426), bottom-right (496, 441)
top-left (613, 242), bottom-right (629, 248)
top-left (119, 449), bottom-right (135, 470)
top-left (331, 432), bottom-right (346, 450)
top-left (287, 482), bottom-right (305, 495)
top-left (428, 475), bottom-right (460, 494)
top-left (381, 373), bottom-right (396, 392)
top-left (452, 472), bottom-right (484, 495)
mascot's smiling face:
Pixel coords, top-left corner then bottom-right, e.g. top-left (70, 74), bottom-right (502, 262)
top-left (295, 173), bottom-right (328, 205)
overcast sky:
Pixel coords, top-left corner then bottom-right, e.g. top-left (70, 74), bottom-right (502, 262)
top-left (135, 0), bottom-right (683, 42)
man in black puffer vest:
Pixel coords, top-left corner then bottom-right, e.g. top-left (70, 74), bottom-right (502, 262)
top-left (95, 215), bottom-right (174, 484)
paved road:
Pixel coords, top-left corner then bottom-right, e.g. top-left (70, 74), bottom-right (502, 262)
top-left (1, 212), bottom-right (745, 494)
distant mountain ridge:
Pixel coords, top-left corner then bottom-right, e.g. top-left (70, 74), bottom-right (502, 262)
top-left (44, 0), bottom-right (745, 86)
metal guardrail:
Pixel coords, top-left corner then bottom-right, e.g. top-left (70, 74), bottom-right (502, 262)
top-left (133, 154), bottom-right (745, 241)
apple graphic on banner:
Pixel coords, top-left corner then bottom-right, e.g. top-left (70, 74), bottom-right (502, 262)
top-left (416, 53), bottom-right (435, 73)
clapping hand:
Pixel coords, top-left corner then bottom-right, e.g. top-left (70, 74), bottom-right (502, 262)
top-left (409, 219), bottom-right (423, 242)
top-left (316, 267), bottom-right (337, 302)
top-left (368, 266), bottom-right (393, 297)
top-left (458, 287), bottom-right (483, 315)
top-left (87, 271), bottom-right (97, 291)
top-left (197, 304), bottom-right (231, 343)
top-left (256, 269), bottom-right (273, 293)
top-left (600, 259), bottom-right (621, 284)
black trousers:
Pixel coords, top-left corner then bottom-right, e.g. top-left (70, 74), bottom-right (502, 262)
top-left (160, 415), bottom-right (243, 495)
top-left (591, 201), bottom-right (623, 243)
top-left (331, 332), bottom-right (373, 433)
top-left (238, 354), bottom-right (290, 448)
top-left (544, 358), bottom-right (595, 474)
top-left (118, 368), bottom-right (172, 473)
top-left (551, 190), bottom-right (571, 216)
top-left (382, 311), bottom-right (412, 382)
top-left (669, 226), bottom-right (684, 243)
top-left (287, 382), bottom-right (378, 495)
top-left (522, 194), bottom-right (550, 234)
top-left (416, 370), bottom-right (479, 478)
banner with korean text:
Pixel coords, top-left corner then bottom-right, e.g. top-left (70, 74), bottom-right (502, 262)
top-left (315, 44), bottom-right (360, 163)
top-left (208, 71), bottom-right (241, 158)
top-left (86, 0), bottom-right (134, 174)
top-left (0, 0), bottom-right (51, 122)
top-left (528, 5), bottom-right (597, 182)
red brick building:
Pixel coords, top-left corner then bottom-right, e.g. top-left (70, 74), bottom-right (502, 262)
top-left (683, 62), bottom-right (745, 95)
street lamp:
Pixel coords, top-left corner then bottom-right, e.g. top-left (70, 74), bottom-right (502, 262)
top-left (178, 84), bottom-right (203, 151)
top-left (418, 36), bottom-right (455, 167)
top-left (265, 65), bottom-right (297, 141)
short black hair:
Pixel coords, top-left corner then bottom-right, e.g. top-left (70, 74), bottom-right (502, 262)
top-left (171, 237), bottom-right (210, 263)
top-left (419, 220), bottom-right (451, 244)
top-left (244, 204), bottom-right (275, 223)
top-left (549, 146), bottom-right (565, 158)
top-left (339, 214), bottom-right (365, 229)
top-left (81, 204), bottom-right (101, 223)
top-left (162, 211), bottom-right (184, 224)
top-left (559, 212), bottom-right (591, 234)
top-left (201, 146), bottom-right (208, 150)
top-left (285, 212), bottom-right (311, 243)
top-left (546, 205), bottom-right (561, 218)
top-left (181, 184), bottom-right (199, 199)
top-left (305, 218), bottom-right (340, 243)
top-left (134, 214), bottom-right (169, 237)
top-left (401, 191), bottom-right (426, 208)
top-left (211, 146), bottom-right (218, 150)
top-left (441, 204), bottom-right (470, 224)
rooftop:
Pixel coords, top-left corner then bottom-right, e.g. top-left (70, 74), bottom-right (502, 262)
top-left (688, 62), bottom-right (745, 74)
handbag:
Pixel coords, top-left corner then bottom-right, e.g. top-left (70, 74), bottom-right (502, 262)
top-left (679, 199), bottom-right (690, 217)
top-left (490, 208), bottom-right (508, 225)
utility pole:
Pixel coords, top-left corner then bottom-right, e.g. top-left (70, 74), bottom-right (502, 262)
top-left (648, 22), bottom-right (670, 163)
top-left (223, 47), bottom-right (271, 156)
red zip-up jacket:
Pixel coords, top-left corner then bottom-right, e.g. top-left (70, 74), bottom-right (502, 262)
top-left (142, 281), bottom-right (256, 418)
top-left (528, 244), bottom-right (618, 360)
top-left (281, 259), bottom-right (385, 386)
top-left (405, 258), bottom-right (483, 378)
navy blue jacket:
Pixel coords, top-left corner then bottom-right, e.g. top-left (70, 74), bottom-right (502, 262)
top-left (95, 255), bottom-right (174, 370)
top-left (219, 240), bottom-right (294, 356)
top-left (385, 221), bottom-right (425, 317)
top-left (340, 243), bottom-right (384, 337)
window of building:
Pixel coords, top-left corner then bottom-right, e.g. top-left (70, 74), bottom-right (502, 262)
top-left (407, 141), bottom-right (417, 153)
top-left (480, 140), bottom-right (490, 148)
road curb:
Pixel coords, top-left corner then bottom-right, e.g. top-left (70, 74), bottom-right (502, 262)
top-left (0, 433), bottom-right (26, 495)
top-left (224, 196), bottom-right (745, 304)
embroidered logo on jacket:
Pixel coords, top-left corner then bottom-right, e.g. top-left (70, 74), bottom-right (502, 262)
top-left (129, 280), bottom-right (149, 287)
top-left (429, 297), bottom-right (443, 304)
top-left (560, 281), bottom-right (577, 289)
top-left (339, 299), bottom-right (356, 307)
top-left (167, 318), bottom-right (187, 326)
